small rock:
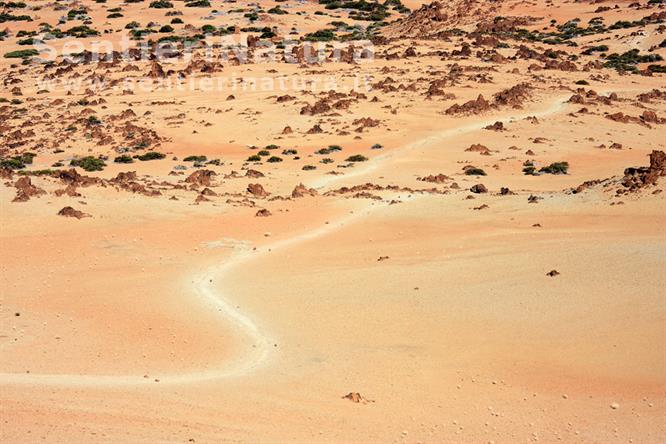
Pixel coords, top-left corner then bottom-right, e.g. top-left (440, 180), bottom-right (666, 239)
top-left (342, 392), bottom-right (374, 404)
top-left (470, 184), bottom-right (488, 194)
top-left (57, 206), bottom-right (91, 219)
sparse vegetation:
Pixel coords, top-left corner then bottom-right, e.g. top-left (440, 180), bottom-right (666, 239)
top-left (0, 152), bottom-right (35, 169)
top-left (185, 0), bottom-right (211, 6)
top-left (268, 6), bottom-right (288, 14)
top-left (183, 155), bottom-right (207, 162)
top-left (345, 154), bottom-right (368, 162)
top-left (0, 12), bottom-right (32, 23)
top-left (604, 49), bottom-right (663, 73)
top-left (4, 49), bottom-right (38, 58)
top-left (70, 156), bottom-right (106, 172)
top-left (305, 29), bottom-right (336, 42)
top-left (316, 145), bottom-right (343, 155)
top-left (114, 155), bottom-right (134, 164)
top-left (135, 151), bottom-right (166, 161)
top-left (522, 164), bottom-right (537, 175)
top-left (149, 0), bottom-right (173, 8)
top-left (317, 0), bottom-right (393, 21)
top-left (66, 25), bottom-right (100, 38)
top-left (581, 45), bottom-right (608, 55)
top-left (540, 161), bottom-right (569, 174)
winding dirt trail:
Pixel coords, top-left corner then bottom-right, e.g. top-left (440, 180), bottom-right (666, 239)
top-left (0, 198), bottom-right (392, 387)
top-left (311, 92), bottom-right (573, 189)
top-left (0, 90), bottom-right (596, 388)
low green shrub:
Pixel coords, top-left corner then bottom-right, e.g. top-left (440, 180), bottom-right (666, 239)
top-left (186, 0), bottom-right (210, 6)
top-left (114, 155), bottom-right (134, 163)
top-left (346, 154), bottom-right (368, 162)
top-left (135, 151), bottom-right (165, 161)
top-left (149, 0), bottom-right (173, 8)
top-left (70, 156), bottom-right (106, 171)
top-left (539, 161), bottom-right (569, 174)
top-left (1, 152), bottom-right (35, 169)
top-left (4, 49), bottom-right (38, 58)
top-left (183, 155), bottom-right (207, 162)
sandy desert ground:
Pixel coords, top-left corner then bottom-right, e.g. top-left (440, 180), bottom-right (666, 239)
top-left (1, 0), bottom-right (665, 442)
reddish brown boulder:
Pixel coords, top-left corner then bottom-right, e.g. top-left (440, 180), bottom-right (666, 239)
top-left (0, 168), bottom-right (13, 180)
top-left (470, 184), bottom-right (488, 194)
top-left (342, 392), bottom-right (373, 404)
top-left (445, 94), bottom-right (491, 115)
top-left (300, 99), bottom-right (331, 116)
top-left (418, 173), bottom-right (450, 183)
top-left (57, 206), bottom-right (90, 219)
top-left (13, 177), bottom-right (45, 202)
top-left (291, 183), bottom-right (318, 198)
top-left (54, 169), bottom-right (101, 187)
top-left (247, 183), bottom-right (269, 198)
top-left (568, 94), bottom-right (585, 104)
top-left (54, 184), bottom-right (82, 197)
top-left (306, 124), bottom-right (324, 134)
top-left (109, 171), bottom-right (161, 197)
top-left (465, 144), bottom-right (491, 155)
top-left (637, 89), bottom-right (666, 103)
top-left (621, 150), bottom-right (666, 191)
top-left (484, 121), bottom-right (505, 131)
top-left (185, 169), bottom-right (217, 187)
top-left (245, 169), bottom-right (265, 178)
top-left (493, 83), bottom-right (531, 108)
top-left (353, 117), bottom-right (380, 131)
top-left (147, 61), bottom-right (166, 79)
top-left (641, 110), bottom-right (665, 124)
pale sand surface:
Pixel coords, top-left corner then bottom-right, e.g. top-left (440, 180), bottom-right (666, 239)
top-left (1, 0), bottom-right (665, 442)
top-left (2, 191), bottom-right (664, 443)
